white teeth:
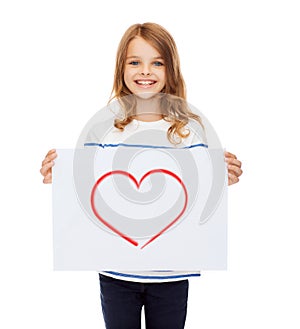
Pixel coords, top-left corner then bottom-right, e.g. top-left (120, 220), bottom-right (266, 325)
top-left (136, 80), bottom-right (155, 85)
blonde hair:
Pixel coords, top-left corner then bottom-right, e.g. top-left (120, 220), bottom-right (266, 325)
top-left (110, 22), bottom-right (203, 144)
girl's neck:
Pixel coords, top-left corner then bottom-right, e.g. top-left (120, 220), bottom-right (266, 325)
top-left (133, 94), bottom-right (164, 122)
top-left (133, 113), bottom-right (164, 122)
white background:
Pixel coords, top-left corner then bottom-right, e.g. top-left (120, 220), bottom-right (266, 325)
top-left (1, 0), bottom-right (299, 328)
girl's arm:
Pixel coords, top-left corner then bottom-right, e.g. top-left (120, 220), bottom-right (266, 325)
top-left (225, 151), bottom-right (243, 185)
top-left (40, 149), bottom-right (57, 184)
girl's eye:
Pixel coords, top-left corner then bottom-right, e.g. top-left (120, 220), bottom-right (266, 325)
top-left (153, 61), bottom-right (164, 66)
top-left (129, 61), bottom-right (139, 66)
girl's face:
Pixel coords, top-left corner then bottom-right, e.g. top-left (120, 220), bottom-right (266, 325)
top-left (124, 36), bottom-right (166, 96)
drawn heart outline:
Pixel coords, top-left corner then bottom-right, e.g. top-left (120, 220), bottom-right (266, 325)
top-left (90, 169), bottom-right (188, 249)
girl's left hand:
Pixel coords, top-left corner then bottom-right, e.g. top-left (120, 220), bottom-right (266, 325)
top-left (225, 151), bottom-right (243, 186)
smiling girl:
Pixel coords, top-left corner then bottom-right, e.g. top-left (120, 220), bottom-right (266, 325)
top-left (40, 23), bottom-right (242, 329)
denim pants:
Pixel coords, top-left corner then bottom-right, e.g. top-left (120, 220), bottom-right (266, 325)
top-left (99, 274), bottom-right (189, 329)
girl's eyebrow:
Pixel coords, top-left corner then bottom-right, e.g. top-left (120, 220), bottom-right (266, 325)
top-left (126, 56), bottom-right (164, 60)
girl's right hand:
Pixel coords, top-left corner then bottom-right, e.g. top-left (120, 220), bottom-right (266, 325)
top-left (40, 149), bottom-right (57, 184)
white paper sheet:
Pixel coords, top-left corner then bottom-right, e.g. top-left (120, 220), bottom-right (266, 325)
top-left (53, 145), bottom-right (227, 270)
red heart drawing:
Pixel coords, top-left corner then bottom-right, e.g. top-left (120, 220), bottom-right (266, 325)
top-left (90, 169), bottom-right (188, 249)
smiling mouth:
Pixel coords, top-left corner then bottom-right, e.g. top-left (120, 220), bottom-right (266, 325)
top-left (135, 80), bottom-right (157, 86)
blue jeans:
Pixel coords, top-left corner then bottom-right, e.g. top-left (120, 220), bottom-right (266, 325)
top-left (99, 274), bottom-right (189, 329)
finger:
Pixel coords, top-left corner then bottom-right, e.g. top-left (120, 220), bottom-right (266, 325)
top-left (40, 161), bottom-right (54, 177)
top-left (228, 173), bottom-right (239, 186)
top-left (46, 149), bottom-right (56, 157)
top-left (42, 151), bottom-right (57, 166)
top-left (228, 165), bottom-right (243, 177)
top-left (224, 151), bottom-right (237, 159)
top-left (44, 149), bottom-right (57, 161)
top-left (226, 158), bottom-right (242, 169)
top-left (43, 173), bottom-right (52, 184)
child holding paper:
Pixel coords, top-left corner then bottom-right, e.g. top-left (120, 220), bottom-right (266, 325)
top-left (40, 23), bottom-right (242, 329)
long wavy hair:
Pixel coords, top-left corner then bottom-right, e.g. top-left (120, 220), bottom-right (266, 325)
top-left (110, 22), bottom-right (203, 144)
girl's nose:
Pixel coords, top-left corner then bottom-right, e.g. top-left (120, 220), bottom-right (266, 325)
top-left (140, 64), bottom-right (151, 76)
